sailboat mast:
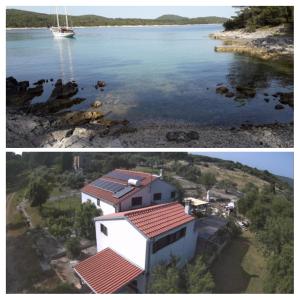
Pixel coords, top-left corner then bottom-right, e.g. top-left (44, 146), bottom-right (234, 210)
top-left (65, 7), bottom-right (69, 28)
top-left (56, 7), bottom-right (60, 27)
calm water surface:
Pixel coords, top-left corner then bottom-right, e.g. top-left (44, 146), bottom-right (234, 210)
top-left (6, 25), bottom-right (293, 125)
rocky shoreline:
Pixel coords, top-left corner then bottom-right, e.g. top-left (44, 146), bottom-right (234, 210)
top-left (7, 109), bottom-right (293, 148)
top-left (6, 75), bottom-right (293, 148)
top-left (211, 25), bottom-right (293, 61)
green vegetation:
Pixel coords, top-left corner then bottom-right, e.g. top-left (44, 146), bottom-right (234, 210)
top-left (65, 237), bottom-right (81, 259)
top-left (26, 178), bottom-right (50, 207)
top-left (201, 172), bottom-right (217, 191)
top-left (238, 183), bottom-right (293, 293)
top-left (75, 201), bottom-right (102, 240)
top-left (223, 6), bottom-right (293, 32)
top-left (6, 9), bottom-right (227, 28)
top-left (148, 255), bottom-right (214, 293)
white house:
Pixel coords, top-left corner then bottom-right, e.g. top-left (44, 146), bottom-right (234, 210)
top-left (81, 169), bottom-right (177, 215)
top-left (74, 202), bottom-right (198, 293)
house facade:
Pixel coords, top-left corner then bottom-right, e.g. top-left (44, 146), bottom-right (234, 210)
top-left (81, 169), bottom-right (177, 215)
top-left (74, 202), bottom-right (198, 293)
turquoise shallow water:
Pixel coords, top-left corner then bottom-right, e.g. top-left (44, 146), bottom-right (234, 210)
top-left (6, 25), bottom-right (293, 125)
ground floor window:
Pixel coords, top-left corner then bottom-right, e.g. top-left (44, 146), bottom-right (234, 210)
top-left (171, 191), bottom-right (176, 199)
top-left (97, 199), bottom-right (100, 206)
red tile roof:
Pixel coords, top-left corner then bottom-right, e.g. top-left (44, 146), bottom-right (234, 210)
top-left (81, 169), bottom-right (158, 206)
top-left (100, 202), bottom-right (195, 238)
top-left (74, 248), bottom-right (143, 294)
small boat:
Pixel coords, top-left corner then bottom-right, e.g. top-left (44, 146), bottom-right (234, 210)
top-left (51, 7), bottom-right (75, 38)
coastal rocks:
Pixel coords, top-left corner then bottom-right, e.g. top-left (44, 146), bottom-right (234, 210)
top-left (275, 104), bottom-right (284, 110)
top-left (29, 97), bottom-right (86, 114)
top-left (33, 79), bottom-right (46, 85)
top-left (216, 86), bottom-right (229, 94)
top-left (95, 81), bottom-right (106, 90)
top-left (48, 80), bottom-right (78, 101)
top-left (166, 131), bottom-right (199, 143)
top-left (91, 100), bottom-right (102, 108)
top-left (278, 92), bottom-right (294, 107)
top-left (6, 77), bottom-right (44, 106)
top-left (57, 111), bottom-right (104, 126)
top-left (225, 92), bottom-right (235, 98)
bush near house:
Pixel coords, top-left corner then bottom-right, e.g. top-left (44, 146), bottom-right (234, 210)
top-left (148, 255), bottom-right (215, 293)
top-left (65, 237), bottom-right (81, 259)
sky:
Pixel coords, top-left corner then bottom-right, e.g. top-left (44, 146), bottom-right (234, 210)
top-left (9, 6), bottom-right (237, 19)
top-left (193, 152), bottom-right (294, 178)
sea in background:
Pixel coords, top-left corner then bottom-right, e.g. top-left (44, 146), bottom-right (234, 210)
top-left (6, 25), bottom-right (293, 126)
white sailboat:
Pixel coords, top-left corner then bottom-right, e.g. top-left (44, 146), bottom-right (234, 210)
top-left (51, 7), bottom-right (75, 38)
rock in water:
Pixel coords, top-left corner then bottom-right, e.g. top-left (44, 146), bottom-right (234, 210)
top-left (216, 86), bottom-right (229, 94)
top-left (91, 100), bottom-right (102, 108)
top-left (236, 86), bottom-right (256, 98)
top-left (49, 80), bottom-right (78, 100)
top-left (275, 104), bottom-right (284, 110)
top-left (96, 80), bottom-right (106, 88)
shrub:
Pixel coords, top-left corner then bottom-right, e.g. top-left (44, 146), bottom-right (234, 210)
top-left (65, 237), bottom-right (81, 259)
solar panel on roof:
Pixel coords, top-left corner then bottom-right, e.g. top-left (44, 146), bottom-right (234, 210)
top-left (91, 179), bottom-right (125, 193)
top-left (113, 186), bottom-right (134, 198)
top-left (106, 170), bottom-right (145, 182)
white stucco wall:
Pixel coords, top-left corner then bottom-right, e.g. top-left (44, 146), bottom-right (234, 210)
top-left (120, 179), bottom-right (176, 211)
top-left (148, 220), bottom-right (197, 271)
top-left (95, 219), bottom-right (147, 270)
top-left (81, 192), bottom-right (116, 215)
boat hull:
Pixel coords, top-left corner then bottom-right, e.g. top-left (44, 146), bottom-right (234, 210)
top-left (51, 27), bottom-right (75, 38)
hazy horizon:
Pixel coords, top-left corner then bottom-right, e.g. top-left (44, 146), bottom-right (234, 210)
top-left (8, 6), bottom-right (237, 19)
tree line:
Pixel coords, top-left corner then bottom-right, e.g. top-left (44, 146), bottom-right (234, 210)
top-left (223, 6), bottom-right (294, 32)
top-left (6, 9), bottom-right (227, 28)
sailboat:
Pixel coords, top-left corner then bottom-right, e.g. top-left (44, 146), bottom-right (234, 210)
top-left (51, 7), bottom-right (75, 38)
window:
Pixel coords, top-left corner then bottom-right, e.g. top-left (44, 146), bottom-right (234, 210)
top-left (97, 199), bottom-right (100, 206)
top-left (152, 227), bottom-right (186, 253)
top-left (132, 197), bottom-right (142, 207)
top-left (100, 224), bottom-right (108, 236)
top-left (171, 191), bottom-right (176, 199)
top-left (153, 193), bottom-right (162, 201)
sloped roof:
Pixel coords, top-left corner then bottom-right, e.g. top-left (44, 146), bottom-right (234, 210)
top-left (74, 247), bottom-right (143, 294)
top-left (81, 169), bottom-right (158, 206)
top-left (97, 202), bottom-right (195, 238)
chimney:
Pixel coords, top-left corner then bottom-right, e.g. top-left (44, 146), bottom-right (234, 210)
top-left (159, 168), bottom-right (163, 179)
top-left (206, 190), bottom-right (210, 202)
top-left (184, 199), bottom-right (192, 215)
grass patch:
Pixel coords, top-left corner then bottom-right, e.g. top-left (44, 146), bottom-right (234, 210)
top-left (210, 231), bottom-right (267, 293)
top-left (134, 166), bottom-right (160, 174)
top-left (44, 196), bottom-right (81, 212)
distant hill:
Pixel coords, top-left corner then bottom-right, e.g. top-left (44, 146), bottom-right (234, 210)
top-left (276, 175), bottom-right (293, 187)
top-left (6, 9), bottom-right (228, 28)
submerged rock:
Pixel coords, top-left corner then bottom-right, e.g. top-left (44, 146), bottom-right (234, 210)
top-left (275, 104), bottom-right (284, 110)
top-left (225, 92), bottom-right (235, 98)
top-left (29, 97), bottom-right (86, 114)
top-left (216, 86), bottom-right (229, 94)
top-left (278, 92), bottom-right (293, 107)
top-left (236, 86), bottom-right (256, 98)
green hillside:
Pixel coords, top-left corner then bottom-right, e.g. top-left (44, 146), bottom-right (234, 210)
top-left (6, 9), bottom-right (228, 28)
